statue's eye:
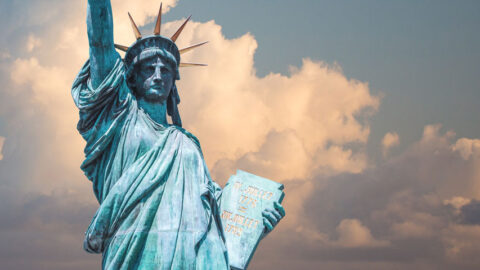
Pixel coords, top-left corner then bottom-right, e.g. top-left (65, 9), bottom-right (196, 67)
top-left (161, 67), bottom-right (170, 74)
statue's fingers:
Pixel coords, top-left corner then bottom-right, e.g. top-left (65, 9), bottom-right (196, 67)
top-left (263, 217), bottom-right (273, 232)
top-left (274, 202), bottom-right (286, 217)
top-left (263, 210), bottom-right (279, 225)
top-left (263, 207), bottom-right (277, 218)
top-left (271, 209), bottom-right (282, 220)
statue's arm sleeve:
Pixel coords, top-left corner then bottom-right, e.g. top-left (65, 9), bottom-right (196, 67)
top-left (212, 181), bottom-right (223, 203)
top-left (87, 0), bottom-right (120, 89)
top-left (72, 58), bottom-right (130, 136)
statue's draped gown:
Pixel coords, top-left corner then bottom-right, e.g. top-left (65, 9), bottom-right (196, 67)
top-left (72, 58), bottom-right (229, 270)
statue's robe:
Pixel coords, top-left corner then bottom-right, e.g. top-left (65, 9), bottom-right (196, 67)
top-left (72, 58), bottom-right (229, 270)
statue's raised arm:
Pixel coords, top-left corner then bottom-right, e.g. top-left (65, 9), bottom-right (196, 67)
top-left (87, 0), bottom-right (119, 89)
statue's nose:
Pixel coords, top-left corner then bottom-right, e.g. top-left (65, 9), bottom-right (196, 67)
top-left (153, 68), bottom-right (162, 83)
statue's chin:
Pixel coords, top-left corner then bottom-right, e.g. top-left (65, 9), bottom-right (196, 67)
top-left (142, 88), bottom-right (169, 103)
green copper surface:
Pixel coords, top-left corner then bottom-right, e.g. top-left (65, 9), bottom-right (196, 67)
top-left (73, 1), bottom-right (285, 269)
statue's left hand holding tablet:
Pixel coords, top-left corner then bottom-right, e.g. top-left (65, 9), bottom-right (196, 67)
top-left (262, 201), bottom-right (285, 236)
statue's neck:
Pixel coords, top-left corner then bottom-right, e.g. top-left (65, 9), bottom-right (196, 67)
top-left (137, 98), bottom-right (168, 126)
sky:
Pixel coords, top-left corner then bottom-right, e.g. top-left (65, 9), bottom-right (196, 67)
top-left (0, 0), bottom-right (479, 269)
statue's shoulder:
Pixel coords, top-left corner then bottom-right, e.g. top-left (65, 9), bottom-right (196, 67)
top-left (169, 125), bottom-right (202, 151)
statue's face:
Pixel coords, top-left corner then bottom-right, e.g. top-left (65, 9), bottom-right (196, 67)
top-left (134, 56), bottom-right (174, 103)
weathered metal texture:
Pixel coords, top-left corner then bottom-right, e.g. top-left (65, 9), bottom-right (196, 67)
top-left (128, 12), bottom-right (142, 40)
top-left (171, 15), bottom-right (191, 42)
top-left (74, 1), bottom-right (285, 269)
top-left (220, 170), bottom-right (285, 270)
top-left (180, 41), bottom-right (209, 55)
top-left (154, 3), bottom-right (162, 36)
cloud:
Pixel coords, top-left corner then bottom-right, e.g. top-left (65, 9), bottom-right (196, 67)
top-left (335, 219), bottom-right (389, 248)
top-left (111, 0), bottom-right (179, 45)
top-left (458, 200), bottom-right (480, 225)
top-left (452, 137), bottom-right (480, 160)
top-left (161, 21), bottom-right (379, 182)
top-left (258, 124), bottom-right (480, 269)
top-left (382, 131), bottom-right (399, 157)
top-left (444, 196), bottom-right (472, 214)
top-left (26, 34), bottom-right (41, 52)
top-left (180, 27), bottom-right (378, 180)
top-left (0, 51), bottom-right (11, 60)
top-left (0, 136), bottom-right (4, 160)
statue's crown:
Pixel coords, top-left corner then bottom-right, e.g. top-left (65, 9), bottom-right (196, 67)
top-left (114, 3), bottom-right (208, 76)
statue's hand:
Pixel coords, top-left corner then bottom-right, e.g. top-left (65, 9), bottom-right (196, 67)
top-left (262, 201), bottom-right (285, 237)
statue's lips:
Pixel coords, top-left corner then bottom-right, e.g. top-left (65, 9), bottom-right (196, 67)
top-left (150, 85), bottom-right (163, 90)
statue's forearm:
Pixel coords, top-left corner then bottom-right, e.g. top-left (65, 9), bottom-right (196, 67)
top-left (87, 0), bottom-right (118, 88)
top-left (87, 0), bottom-right (114, 47)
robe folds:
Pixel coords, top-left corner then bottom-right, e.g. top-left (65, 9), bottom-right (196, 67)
top-left (72, 58), bottom-right (229, 270)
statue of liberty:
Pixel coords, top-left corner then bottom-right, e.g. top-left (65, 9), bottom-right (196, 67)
top-left (71, 1), bottom-right (285, 269)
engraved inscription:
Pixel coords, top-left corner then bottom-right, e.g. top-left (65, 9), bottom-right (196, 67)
top-left (221, 210), bottom-right (260, 237)
top-left (221, 180), bottom-right (277, 238)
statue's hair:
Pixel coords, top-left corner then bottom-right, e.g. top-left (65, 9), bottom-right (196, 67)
top-left (125, 48), bottom-right (182, 127)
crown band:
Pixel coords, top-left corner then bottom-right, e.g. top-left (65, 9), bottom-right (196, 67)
top-left (125, 35), bottom-right (180, 75)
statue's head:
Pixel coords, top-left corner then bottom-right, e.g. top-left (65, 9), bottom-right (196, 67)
top-left (115, 4), bottom-right (207, 127)
top-left (130, 49), bottom-right (176, 103)
top-left (124, 36), bottom-right (180, 104)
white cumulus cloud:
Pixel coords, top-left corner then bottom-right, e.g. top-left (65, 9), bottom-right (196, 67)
top-left (382, 131), bottom-right (400, 156)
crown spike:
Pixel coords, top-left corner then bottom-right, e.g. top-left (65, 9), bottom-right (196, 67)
top-left (128, 12), bottom-right (142, 40)
top-left (180, 41), bottom-right (208, 55)
top-left (179, 62), bottom-right (208, 67)
top-left (154, 3), bottom-right (162, 35)
top-left (114, 44), bottom-right (129, 52)
top-left (171, 15), bottom-right (192, 42)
